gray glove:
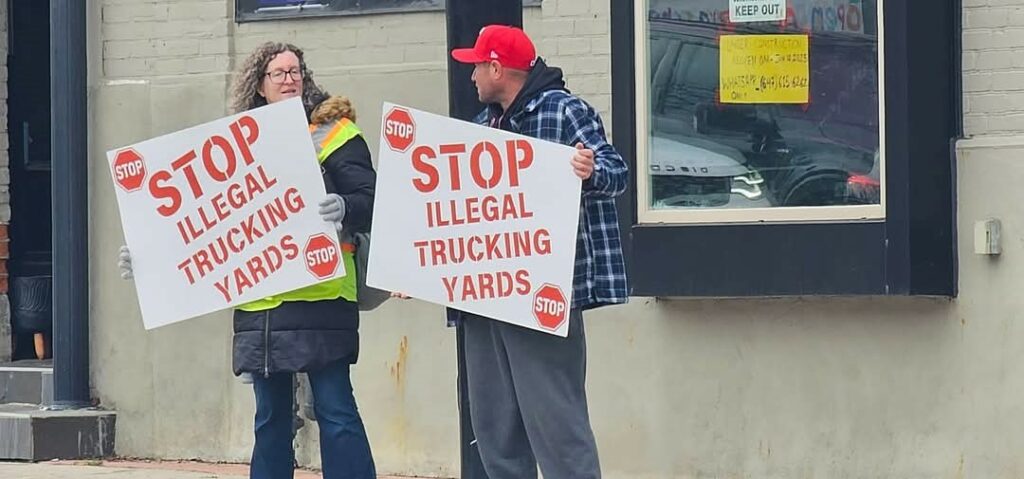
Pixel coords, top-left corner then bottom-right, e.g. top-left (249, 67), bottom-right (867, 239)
top-left (318, 194), bottom-right (346, 232)
top-left (118, 245), bottom-right (134, 280)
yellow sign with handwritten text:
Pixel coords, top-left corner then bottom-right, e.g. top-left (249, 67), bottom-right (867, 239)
top-left (720, 34), bottom-right (810, 104)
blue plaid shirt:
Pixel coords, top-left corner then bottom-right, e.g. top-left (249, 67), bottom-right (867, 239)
top-left (476, 90), bottom-right (629, 310)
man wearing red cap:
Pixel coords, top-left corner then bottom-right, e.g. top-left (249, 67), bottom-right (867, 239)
top-left (450, 24), bottom-right (628, 479)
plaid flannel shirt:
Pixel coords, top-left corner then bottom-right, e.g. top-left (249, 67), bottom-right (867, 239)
top-left (470, 89), bottom-right (629, 315)
top-left (446, 90), bottom-right (629, 325)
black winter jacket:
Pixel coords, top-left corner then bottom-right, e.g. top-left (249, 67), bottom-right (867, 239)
top-left (232, 98), bottom-right (375, 375)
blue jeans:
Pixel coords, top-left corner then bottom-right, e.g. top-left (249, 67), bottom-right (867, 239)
top-left (250, 360), bottom-right (376, 479)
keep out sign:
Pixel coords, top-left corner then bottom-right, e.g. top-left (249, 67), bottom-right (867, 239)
top-left (367, 103), bottom-right (580, 337)
top-left (108, 98), bottom-right (344, 330)
top-left (729, 0), bottom-right (787, 23)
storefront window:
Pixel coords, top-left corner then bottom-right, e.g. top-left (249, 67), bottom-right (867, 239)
top-left (638, 0), bottom-right (884, 223)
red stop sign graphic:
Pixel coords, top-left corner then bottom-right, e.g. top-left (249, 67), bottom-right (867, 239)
top-left (383, 107), bottom-right (415, 152)
top-left (533, 284), bottom-right (568, 331)
top-left (112, 148), bottom-right (147, 193)
top-left (304, 233), bottom-right (340, 280)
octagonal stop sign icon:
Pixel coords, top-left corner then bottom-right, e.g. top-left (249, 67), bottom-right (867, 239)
top-left (112, 148), bottom-right (147, 193)
top-left (533, 284), bottom-right (568, 331)
top-left (304, 233), bottom-right (340, 280)
top-left (383, 107), bottom-right (415, 152)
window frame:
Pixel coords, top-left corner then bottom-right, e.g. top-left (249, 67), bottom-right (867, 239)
top-left (611, 0), bottom-right (961, 298)
top-left (235, 0), bottom-right (542, 23)
top-left (634, 0), bottom-right (888, 225)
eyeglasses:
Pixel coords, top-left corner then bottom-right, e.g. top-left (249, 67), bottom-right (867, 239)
top-left (265, 68), bottom-right (303, 84)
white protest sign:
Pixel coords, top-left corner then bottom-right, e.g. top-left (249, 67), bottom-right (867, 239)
top-left (367, 103), bottom-right (581, 337)
top-left (730, 0), bottom-right (787, 22)
top-left (108, 97), bottom-right (345, 330)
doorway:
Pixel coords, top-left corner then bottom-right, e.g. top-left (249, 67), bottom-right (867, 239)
top-left (7, 0), bottom-right (53, 361)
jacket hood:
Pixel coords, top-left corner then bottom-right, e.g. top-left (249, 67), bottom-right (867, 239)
top-left (489, 58), bottom-right (568, 130)
top-left (310, 96), bottom-right (357, 125)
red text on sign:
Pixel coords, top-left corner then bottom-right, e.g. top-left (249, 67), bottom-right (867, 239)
top-left (211, 234), bottom-right (300, 303)
top-left (412, 139), bottom-right (533, 193)
top-left (442, 269), bottom-right (531, 302)
top-left (413, 229), bottom-right (551, 267)
top-left (176, 187), bottom-right (306, 285)
top-left (174, 165), bottom-right (279, 246)
top-left (149, 115), bottom-right (260, 217)
top-left (425, 192), bottom-right (533, 228)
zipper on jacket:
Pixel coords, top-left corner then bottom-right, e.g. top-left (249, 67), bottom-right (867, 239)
top-left (263, 310), bottom-right (270, 378)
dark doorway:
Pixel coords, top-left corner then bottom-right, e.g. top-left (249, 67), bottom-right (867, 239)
top-left (8, 0), bottom-right (53, 360)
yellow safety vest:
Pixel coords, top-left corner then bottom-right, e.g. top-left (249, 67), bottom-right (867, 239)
top-left (237, 118), bottom-right (363, 312)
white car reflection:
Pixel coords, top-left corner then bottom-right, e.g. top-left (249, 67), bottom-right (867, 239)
top-left (649, 135), bottom-right (769, 209)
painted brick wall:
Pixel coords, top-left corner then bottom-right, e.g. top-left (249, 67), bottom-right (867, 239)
top-left (526, 0), bottom-right (613, 132)
top-left (101, 1), bottom-right (231, 78)
top-left (0, 0), bottom-right (11, 363)
top-left (963, 0), bottom-right (1024, 136)
top-left (231, 11), bottom-right (447, 68)
top-left (99, 0), bottom-right (613, 128)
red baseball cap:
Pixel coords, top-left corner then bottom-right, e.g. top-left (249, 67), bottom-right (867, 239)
top-left (451, 25), bottom-right (537, 71)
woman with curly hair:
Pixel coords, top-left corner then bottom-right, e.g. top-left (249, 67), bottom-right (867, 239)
top-left (230, 41), bottom-right (377, 479)
top-left (120, 42), bottom-right (377, 479)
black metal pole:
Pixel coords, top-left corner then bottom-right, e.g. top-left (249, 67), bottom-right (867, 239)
top-left (445, 2), bottom-right (522, 477)
top-left (51, 0), bottom-right (90, 408)
top-left (446, 1), bottom-right (523, 121)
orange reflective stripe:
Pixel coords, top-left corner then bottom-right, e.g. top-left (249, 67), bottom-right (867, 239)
top-left (340, 242), bottom-right (356, 253)
top-left (320, 118), bottom-right (352, 149)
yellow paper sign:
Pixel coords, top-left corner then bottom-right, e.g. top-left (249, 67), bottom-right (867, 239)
top-left (720, 34), bottom-right (810, 104)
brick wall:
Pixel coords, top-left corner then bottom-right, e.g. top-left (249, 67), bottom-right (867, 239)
top-left (526, 0), bottom-right (613, 131)
top-left (98, 0), bottom-right (613, 126)
top-left (0, 0), bottom-right (10, 363)
top-left (101, 1), bottom-right (230, 78)
top-left (230, 11), bottom-right (448, 81)
top-left (963, 0), bottom-right (1024, 136)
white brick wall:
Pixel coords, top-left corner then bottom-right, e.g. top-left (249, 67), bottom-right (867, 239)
top-left (101, 0), bottom-right (230, 77)
top-left (526, 0), bottom-right (614, 131)
top-left (232, 10), bottom-right (447, 73)
top-left (963, 0), bottom-right (1024, 136)
top-left (99, 0), bottom-right (615, 128)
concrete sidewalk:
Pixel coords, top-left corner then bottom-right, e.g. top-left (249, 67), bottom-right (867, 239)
top-left (0, 460), bottom-right (438, 478)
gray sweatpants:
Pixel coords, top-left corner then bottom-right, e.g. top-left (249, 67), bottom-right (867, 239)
top-left (463, 309), bottom-right (601, 479)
